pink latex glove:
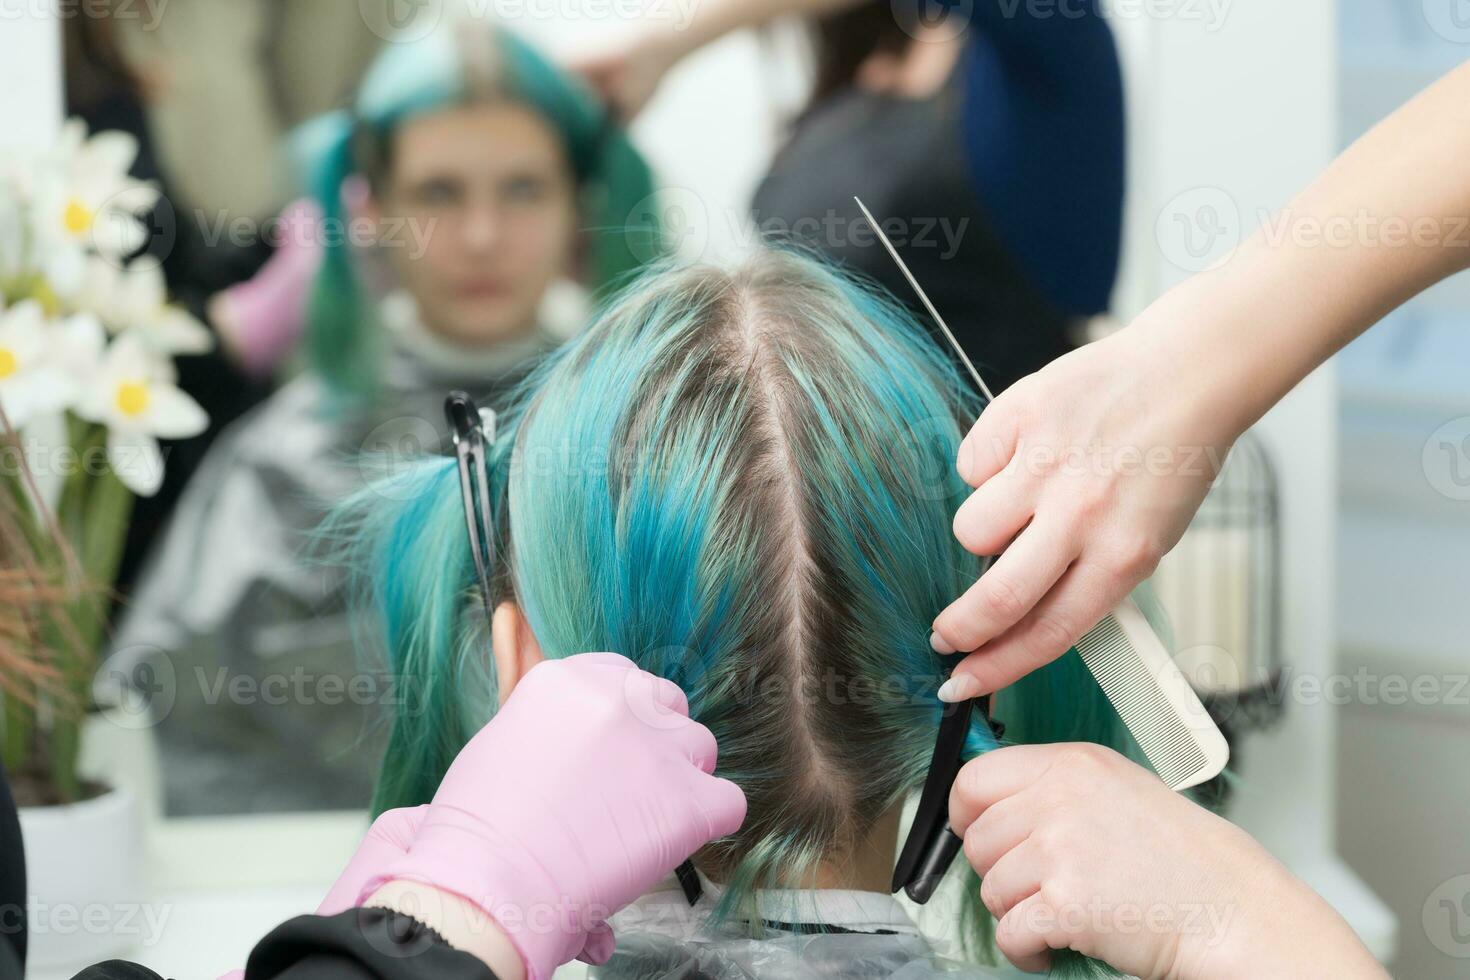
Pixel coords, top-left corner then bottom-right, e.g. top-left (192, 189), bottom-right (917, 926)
top-left (358, 652), bottom-right (746, 980)
top-left (210, 197), bottom-right (324, 379)
top-left (215, 807), bottom-right (429, 979)
top-left (317, 805), bottom-right (429, 916)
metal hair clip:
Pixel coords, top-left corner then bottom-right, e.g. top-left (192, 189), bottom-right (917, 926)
top-left (444, 391), bottom-right (704, 908)
top-left (445, 391), bottom-right (498, 628)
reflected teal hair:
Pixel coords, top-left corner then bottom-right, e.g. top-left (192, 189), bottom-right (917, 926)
top-left (294, 23), bottom-right (661, 400)
top-left (336, 249), bottom-right (1141, 977)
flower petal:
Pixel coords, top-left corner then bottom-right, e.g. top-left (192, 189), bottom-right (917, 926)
top-left (91, 214), bottom-right (148, 259)
top-left (78, 131), bottom-right (140, 180)
top-left (0, 377), bottom-right (37, 429)
top-left (143, 384), bottom-right (208, 439)
top-left (21, 410), bottom-right (69, 512)
top-left (151, 308), bottom-right (214, 355)
top-left (44, 245), bottom-right (88, 299)
top-left (102, 330), bottom-right (155, 380)
top-left (107, 429), bottom-right (163, 497)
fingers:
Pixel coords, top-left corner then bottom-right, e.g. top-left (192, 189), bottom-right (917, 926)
top-left (628, 667), bottom-right (691, 718)
top-left (938, 561), bottom-right (1117, 700)
top-left (575, 922), bottom-right (617, 966)
top-left (670, 718), bottom-right (719, 774)
top-left (994, 892), bottom-right (1060, 974)
top-left (369, 804), bottom-right (431, 849)
top-left (979, 836), bottom-right (1043, 919)
top-left (956, 406), bottom-right (1020, 487)
top-left (934, 517), bottom-right (1079, 655)
top-left (950, 470), bottom-right (1036, 558)
top-left (949, 744), bottom-right (1068, 833)
top-left (566, 651), bottom-right (640, 670)
top-left (315, 805), bottom-right (432, 917)
top-left (582, 655), bottom-right (694, 717)
top-left (692, 771), bottom-right (748, 840)
top-left (959, 792), bottom-right (1033, 877)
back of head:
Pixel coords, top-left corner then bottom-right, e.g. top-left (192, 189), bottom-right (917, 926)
top-left (505, 250), bottom-right (988, 882)
top-left (342, 247), bottom-right (1135, 966)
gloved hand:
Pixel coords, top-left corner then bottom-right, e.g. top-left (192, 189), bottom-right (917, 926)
top-left (358, 652), bottom-right (747, 980)
top-left (209, 197), bottom-right (324, 378)
top-left (317, 805), bottom-right (429, 916)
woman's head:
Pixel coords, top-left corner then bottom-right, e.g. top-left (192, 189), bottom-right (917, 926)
top-left (298, 22), bottom-right (660, 396)
top-left (361, 100), bottom-right (577, 348)
top-left (344, 248), bottom-right (1134, 962)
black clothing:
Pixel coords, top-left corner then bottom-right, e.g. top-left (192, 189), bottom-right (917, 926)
top-left (751, 62), bottom-right (1076, 393)
top-left (72, 910), bottom-right (500, 980)
top-left (0, 764), bottom-right (24, 980)
top-left (0, 764), bottom-right (498, 980)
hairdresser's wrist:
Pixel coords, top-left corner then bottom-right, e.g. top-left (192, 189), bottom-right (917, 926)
top-left (1175, 860), bottom-right (1387, 980)
top-left (1124, 273), bottom-right (1273, 454)
top-left (670, 0), bottom-right (860, 62)
top-left (365, 880), bottom-right (527, 980)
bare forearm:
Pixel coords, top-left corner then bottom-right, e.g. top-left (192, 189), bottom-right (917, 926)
top-left (1136, 60), bottom-right (1470, 442)
top-left (660, 0), bottom-right (859, 62)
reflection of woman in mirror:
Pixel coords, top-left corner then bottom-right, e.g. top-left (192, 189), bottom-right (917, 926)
top-left (111, 23), bottom-right (660, 814)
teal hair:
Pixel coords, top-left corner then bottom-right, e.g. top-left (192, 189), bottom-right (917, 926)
top-left (336, 248), bottom-right (1145, 977)
top-left (294, 23), bottom-right (661, 400)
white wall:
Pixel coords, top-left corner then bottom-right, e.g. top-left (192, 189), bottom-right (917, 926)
top-left (1112, 0), bottom-right (1395, 960)
top-left (0, 1), bottom-right (63, 151)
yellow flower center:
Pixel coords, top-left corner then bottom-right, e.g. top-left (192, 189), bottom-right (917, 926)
top-left (0, 348), bottom-right (16, 379)
top-left (63, 198), bottom-right (95, 236)
top-left (115, 380), bottom-right (150, 418)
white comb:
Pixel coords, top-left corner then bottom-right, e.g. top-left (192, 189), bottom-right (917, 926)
top-left (854, 197), bottom-right (1228, 791)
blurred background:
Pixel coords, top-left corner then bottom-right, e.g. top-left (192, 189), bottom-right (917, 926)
top-left (0, 0), bottom-right (1466, 977)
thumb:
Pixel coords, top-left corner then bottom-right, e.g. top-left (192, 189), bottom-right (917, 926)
top-left (575, 922), bottom-right (617, 965)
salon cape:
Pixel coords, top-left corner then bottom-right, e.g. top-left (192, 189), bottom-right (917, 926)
top-left (574, 871), bottom-right (1034, 980)
top-left (104, 287), bottom-right (583, 813)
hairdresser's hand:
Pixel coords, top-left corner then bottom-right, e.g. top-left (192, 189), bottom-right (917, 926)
top-left (952, 743), bottom-right (1386, 979)
top-left (316, 805), bottom-right (428, 916)
top-left (568, 33), bottom-right (683, 121)
top-left (358, 652), bottom-right (747, 980)
top-left (931, 319), bottom-right (1239, 700)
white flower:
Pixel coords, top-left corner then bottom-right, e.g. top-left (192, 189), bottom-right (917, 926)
top-left (74, 332), bottom-right (208, 497)
top-left (76, 257), bottom-right (212, 356)
top-left (17, 313), bottom-right (107, 510)
top-left (32, 121), bottom-right (160, 296)
top-left (0, 300), bottom-right (72, 428)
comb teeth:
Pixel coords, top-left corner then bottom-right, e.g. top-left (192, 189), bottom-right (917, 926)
top-left (1074, 600), bottom-right (1228, 790)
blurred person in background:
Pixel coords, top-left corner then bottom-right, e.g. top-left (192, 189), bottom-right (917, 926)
top-left (108, 21), bottom-right (661, 815)
top-left (577, 0), bottom-right (1124, 392)
top-left (63, 3), bottom-right (275, 610)
top-left (111, 0), bottom-right (382, 248)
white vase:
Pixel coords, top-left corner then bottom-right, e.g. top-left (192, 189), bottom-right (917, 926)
top-left (18, 784), bottom-right (144, 970)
